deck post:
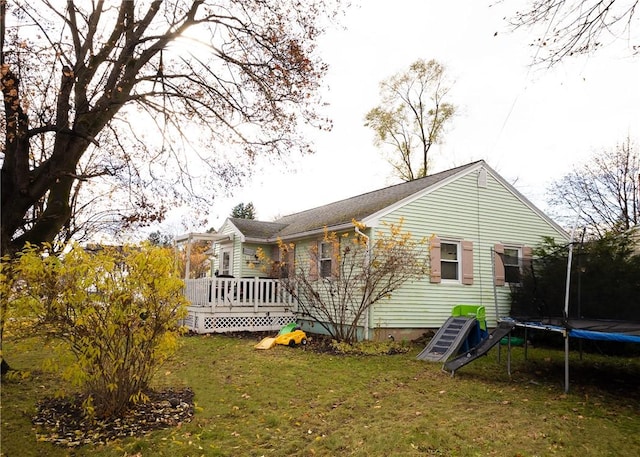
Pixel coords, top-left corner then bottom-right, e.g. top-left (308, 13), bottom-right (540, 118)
top-left (254, 277), bottom-right (259, 313)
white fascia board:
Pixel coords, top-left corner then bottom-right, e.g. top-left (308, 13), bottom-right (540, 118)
top-left (362, 160), bottom-right (569, 242)
top-left (277, 222), bottom-right (355, 242)
top-left (244, 237), bottom-right (271, 244)
top-left (482, 164), bottom-right (570, 241)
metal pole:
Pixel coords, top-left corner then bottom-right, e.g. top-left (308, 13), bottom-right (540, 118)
top-left (491, 248), bottom-right (499, 325)
top-left (564, 330), bottom-right (570, 393)
top-left (562, 211), bottom-right (581, 393)
top-left (507, 333), bottom-right (512, 378)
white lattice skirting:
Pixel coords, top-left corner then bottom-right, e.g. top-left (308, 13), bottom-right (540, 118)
top-left (183, 307), bottom-right (296, 333)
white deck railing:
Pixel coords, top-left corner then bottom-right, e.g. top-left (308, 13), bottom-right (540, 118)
top-left (184, 276), bottom-right (296, 309)
top-left (182, 277), bottom-right (297, 333)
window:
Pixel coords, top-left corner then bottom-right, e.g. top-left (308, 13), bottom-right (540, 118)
top-left (440, 242), bottom-right (460, 281)
top-left (494, 243), bottom-right (531, 286)
top-left (220, 249), bottom-right (231, 276)
top-left (319, 242), bottom-right (333, 278)
top-left (278, 246), bottom-right (294, 278)
top-left (430, 237), bottom-right (473, 285)
top-left (504, 247), bottom-right (521, 283)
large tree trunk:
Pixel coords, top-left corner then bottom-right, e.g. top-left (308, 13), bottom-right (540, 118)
top-left (1, 63), bottom-right (88, 257)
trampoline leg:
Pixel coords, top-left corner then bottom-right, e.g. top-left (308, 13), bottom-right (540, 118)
top-left (507, 333), bottom-right (512, 378)
top-left (564, 332), bottom-right (570, 393)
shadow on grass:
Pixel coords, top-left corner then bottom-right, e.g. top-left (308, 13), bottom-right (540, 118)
top-left (443, 344), bottom-right (640, 403)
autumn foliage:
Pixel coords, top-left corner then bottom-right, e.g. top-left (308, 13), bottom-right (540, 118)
top-left (267, 220), bottom-right (428, 344)
top-left (4, 243), bottom-right (188, 418)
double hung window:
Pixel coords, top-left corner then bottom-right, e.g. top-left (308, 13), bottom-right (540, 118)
top-left (503, 247), bottom-right (522, 283)
top-left (319, 242), bottom-right (333, 278)
top-left (440, 242), bottom-right (460, 281)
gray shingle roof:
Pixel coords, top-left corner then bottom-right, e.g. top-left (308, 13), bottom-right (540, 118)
top-left (267, 161), bottom-right (483, 238)
top-left (228, 218), bottom-right (288, 239)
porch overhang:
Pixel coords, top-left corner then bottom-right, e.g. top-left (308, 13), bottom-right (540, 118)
top-left (174, 232), bottom-right (233, 280)
top-left (174, 232), bottom-right (232, 244)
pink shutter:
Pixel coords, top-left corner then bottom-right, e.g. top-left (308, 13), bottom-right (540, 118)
top-left (430, 236), bottom-right (441, 283)
top-left (461, 240), bottom-right (474, 285)
top-left (287, 247), bottom-right (295, 278)
top-left (494, 243), bottom-right (505, 286)
top-left (331, 241), bottom-right (340, 278)
top-left (309, 243), bottom-right (319, 280)
top-left (521, 246), bottom-right (533, 277)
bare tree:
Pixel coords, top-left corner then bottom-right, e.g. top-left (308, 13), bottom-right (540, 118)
top-left (270, 221), bottom-right (428, 344)
top-left (364, 59), bottom-right (456, 182)
top-left (548, 137), bottom-right (639, 237)
top-left (1, 0), bottom-right (343, 256)
top-left (511, 0), bottom-right (639, 66)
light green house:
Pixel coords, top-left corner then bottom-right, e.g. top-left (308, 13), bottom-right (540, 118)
top-left (184, 160), bottom-right (568, 340)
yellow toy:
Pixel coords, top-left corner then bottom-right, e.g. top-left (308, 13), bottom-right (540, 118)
top-left (255, 323), bottom-right (307, 350)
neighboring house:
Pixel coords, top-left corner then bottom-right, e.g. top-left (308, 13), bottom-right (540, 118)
top-left (182, 160), bottom-right (569, 340)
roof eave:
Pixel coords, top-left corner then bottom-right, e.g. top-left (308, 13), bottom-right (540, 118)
top-left (276, 222), bottom-right (356, 242)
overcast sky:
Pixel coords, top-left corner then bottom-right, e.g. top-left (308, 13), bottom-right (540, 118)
top-left (164, 0), bottom-right (640, 235)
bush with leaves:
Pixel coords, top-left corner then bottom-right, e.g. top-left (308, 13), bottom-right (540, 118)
top-left (263, 219), bottom-right (428, 344)
top-left (9, 243), bottom-right (188, 419)
top-left (511, 232), bottom-right (640, 321)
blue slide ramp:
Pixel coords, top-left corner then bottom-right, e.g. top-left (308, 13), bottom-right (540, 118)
top-left (443, 320), bottom-right (516, 374)
top-left (416, 316), bottom-right (478, 362)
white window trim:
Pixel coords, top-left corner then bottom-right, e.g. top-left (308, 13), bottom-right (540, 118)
top-left (440, 240), bottom-right (461, 283)
top-left (319, 241), bottom-right (333, 278)
top-left (219, 245), bottom-right (233, 276)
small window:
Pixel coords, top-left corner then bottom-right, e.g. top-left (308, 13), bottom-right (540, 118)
top-left (220, 250), bottom-right (231, 276)
top-left (441, 242), bottom-right (459, 281)
top-left (504, 247), bottom-right (521, 283)
top-left (319, 242), bottom-right (333, 278)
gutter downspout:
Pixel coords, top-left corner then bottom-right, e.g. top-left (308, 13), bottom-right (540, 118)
top-left (355, 226), bottom-right (371, 340)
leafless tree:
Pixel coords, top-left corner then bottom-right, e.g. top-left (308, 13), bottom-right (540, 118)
top-left (275, 222), bottom-right (428, 344)
top-left (547, 137), bottom-right (639, 237)
top-left (1, 0), bottom-right (343, 256)
top-left (511, 0), bottom-right (639, 66)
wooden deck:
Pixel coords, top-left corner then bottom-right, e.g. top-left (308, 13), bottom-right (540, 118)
top-left (182, 277), bottom-right (297, 333)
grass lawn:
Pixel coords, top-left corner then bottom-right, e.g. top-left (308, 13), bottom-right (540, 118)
top-left (2, 333), bottom-right (639, 456)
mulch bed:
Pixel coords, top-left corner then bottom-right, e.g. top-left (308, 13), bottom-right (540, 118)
top-left (32, 387), bottom-right (194, 447)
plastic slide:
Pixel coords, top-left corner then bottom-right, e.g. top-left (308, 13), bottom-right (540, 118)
top-left (255, 336), bottom-right (277, 350)
top-left (443, 320), bottom-right (516, 373)
top-left (254, 323), bottom-right (306, 350)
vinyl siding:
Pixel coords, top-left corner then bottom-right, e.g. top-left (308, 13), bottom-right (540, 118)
top-left (289, 232), bottom-right (365, 327)
top-left (370, 169), bottom-right (567, 330)
top-left (217, 223), bottom-right (242, 277)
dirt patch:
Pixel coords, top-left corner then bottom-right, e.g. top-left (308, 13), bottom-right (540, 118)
top-left (32, 387), bottom-right (194, 447)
